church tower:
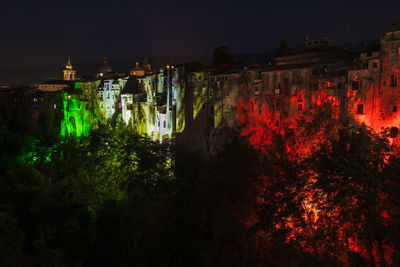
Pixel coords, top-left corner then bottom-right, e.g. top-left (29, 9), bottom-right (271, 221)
top-left (63, 57), bottom-right (76, 81)
top-left (143, 56), bottom-right (152, 74)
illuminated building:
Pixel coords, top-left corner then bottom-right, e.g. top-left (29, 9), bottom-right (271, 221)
top-left (348, 23), bottom-right (400, 139)
top-left (39, 58), bottom-right (76, 91)
top-left (60, 80), bottom-right (104, 137)
top-left (63, 57), bottom-right (76, 81)
top-left (130, 62), bottom-right (145, 77)
top-left (38, 80), bottom-right (73, 92)
top-left (98, 77), bottom-right (126, 119)
top-left (17, 25), bottom-right (400, 146)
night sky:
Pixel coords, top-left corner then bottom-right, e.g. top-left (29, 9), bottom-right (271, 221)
top-left (1, 0), bottom-right (400, 68)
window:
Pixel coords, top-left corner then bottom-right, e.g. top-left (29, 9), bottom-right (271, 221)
top-left (107, 92), bottom-right (110, 99)
top-left (158, 121), bottom-right (160, 127)
top-left (352, 81), bottom-right (360, 90)
top-left (298, 103), bottom-right (303, 111)
top-left (390, 75), bottom-right (397, 87)
top-left (390, 127), bottom-right (399, 138)
top-left (357, 104), bottom-right (364, 114)
top-left (275, 121), bottom-right (279, 127)
top-left (209, 89), bottom-right (213, 97)
top-left (390, 51), bottom-right (398, 63)
top-left (373, 62), bottom-right (378, 68)
top-left (163, 121), bottom-right (166, 128)
top-left (209, 118), bottom-right (214, 128)
top-left (394, 106), bottom-right (398, 113)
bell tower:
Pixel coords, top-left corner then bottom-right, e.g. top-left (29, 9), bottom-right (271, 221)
top-left (63, 57), bottom-right (76, 81)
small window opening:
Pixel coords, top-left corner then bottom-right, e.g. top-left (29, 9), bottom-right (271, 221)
top-left (357, 104), bottom-right (364, 114)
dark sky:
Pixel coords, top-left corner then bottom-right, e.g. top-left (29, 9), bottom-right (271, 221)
top-left (1, 0), bottom-right (399, 68)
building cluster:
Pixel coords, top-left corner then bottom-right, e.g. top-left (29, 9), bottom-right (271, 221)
top-left (2, 24), bottom-right (400, 150)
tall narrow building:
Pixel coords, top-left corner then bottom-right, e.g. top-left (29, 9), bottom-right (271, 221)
top-left (63, 57), bottom-right (76, 81)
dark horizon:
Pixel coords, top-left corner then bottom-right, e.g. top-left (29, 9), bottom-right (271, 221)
top-left (1, 0), bottom-right (400, 69)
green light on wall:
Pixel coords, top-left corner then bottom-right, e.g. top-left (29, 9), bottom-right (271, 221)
top-left (60, 89), bottom-right (100, 138)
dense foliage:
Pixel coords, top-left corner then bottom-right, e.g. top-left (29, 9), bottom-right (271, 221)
top-left (1, 108), bottom-right (400, 266)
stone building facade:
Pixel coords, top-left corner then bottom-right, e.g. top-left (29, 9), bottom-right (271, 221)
top-left (10, 25), bottom-right (400, 149)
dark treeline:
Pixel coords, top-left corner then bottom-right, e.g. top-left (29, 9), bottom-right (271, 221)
top-left (1, 106), bottom-right (400, 266)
